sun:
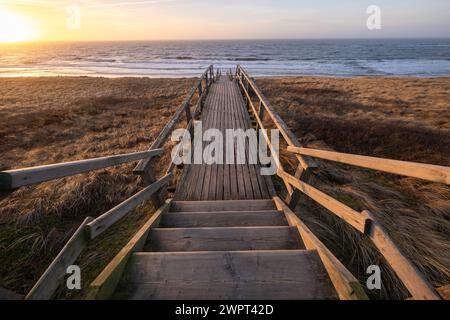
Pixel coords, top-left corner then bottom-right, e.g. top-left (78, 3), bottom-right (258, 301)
top-left (0, 9), bottom-right (37, 43)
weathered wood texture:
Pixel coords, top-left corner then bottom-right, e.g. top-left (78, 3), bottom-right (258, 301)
top-left (0, 149), bottom-right (163, 190)
top-left (287, 146), bottom-right (450, 185)
top-left (363, 211), bottom-right (441, 300)
top-left (145, 226), bottom-right (304, 252)
top-left (236, 65), bottom-right (316, 171)
top-left (87, 201), bottom-right (170, 300)
top-left (278, 170), bottom-right (368, 232)
top-left (87, 173), bottom-right (172, 239)
top-left (170, 199), bottom-right (276, 212)
top-left (273, 197), bottom-right (368, 300)
top-left (26, 217), bottom-right (93, 300)
top-left (113, 250), bottom-right (338, 300)
top-left (160, 210), bottom-right (287, 228)
top-left (174, 78), bottom-right (274, 201)
top-left (278, 169), bottom-right (441, 300)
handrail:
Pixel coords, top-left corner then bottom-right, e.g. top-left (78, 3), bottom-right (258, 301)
top-left (86, 173), bottom-right (172, 239)
top-left (0, 149), bottom-right (163, 191)
top-left (287, 146), bottom-right (450, 185)
top-left (277, 169), bottom-right (441, 300)
top-left (25, 174), bottom-right (171, 300)
top-left (24, 66), bottom-right (215, 300)
top-left (134, 65), bottom-right (214, 175)
top-left (273, 196), bottom-right (368, 300)
top-left (235, 65), bottom-right (316, 171)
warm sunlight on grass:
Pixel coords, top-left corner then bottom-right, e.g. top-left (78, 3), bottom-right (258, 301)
top-left (0, 9), bottom-right (37, 43)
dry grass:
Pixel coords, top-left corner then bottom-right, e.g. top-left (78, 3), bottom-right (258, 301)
top-left (258, 76), bottom-right (450, 299)
top-left (0, 76), bottom-right (195, 296)
top-left (0, 75), bottom-right (448, 300)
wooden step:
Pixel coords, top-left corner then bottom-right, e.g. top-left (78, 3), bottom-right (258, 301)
top-left (160, 210), bottom-right (287, 228)
top-left (170, 200), bottom-right (276, 212)
top-left (144, 226), bottom-right (303, 252)
top-left (113, 250), bottom-right (338, 300)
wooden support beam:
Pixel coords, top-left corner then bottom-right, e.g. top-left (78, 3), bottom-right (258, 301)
top-left (273, 197), bottom-right (368, 300)
top-left (0, 149), bottom-right (163, 191)
top-left (278, 169), bottom-right (440, 300)
top-left (86, 173), bottom-right (172, 239)
top-left (287, 146), bottom-right (450, 185)
top-left (277, 169), bottom-right (368, 233)
top-left (363, 211), bottom-right (441, 300)
top-left (286, 164), bottom-right (311, 210)
top-left (87, 200), bottom-right (170, 300)
top-left (26, 217), bottom-right (93, 300)
top-left (437, 284), bottom-right (450, 300)
top-left (236, 65), bottom-right (317, 171)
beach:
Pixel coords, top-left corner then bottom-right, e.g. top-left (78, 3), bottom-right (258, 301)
top-left (0, 75), bottom-right (449, 298)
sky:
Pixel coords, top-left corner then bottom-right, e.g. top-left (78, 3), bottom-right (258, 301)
top-left (0, 0), bottom-right (449, 41)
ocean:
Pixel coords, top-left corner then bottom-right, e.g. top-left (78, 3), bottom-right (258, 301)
top-left (1, 39), bottom-right (449, 77)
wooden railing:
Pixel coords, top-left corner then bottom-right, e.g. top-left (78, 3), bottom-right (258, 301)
top-left (0, 65), bottom-right (216, 300)
top-left (235, 65), bottom-right (316, 209)
top-left (0, 149), bottom-right (162, 190)
top-left (235, 65), bottom-right (445, 300)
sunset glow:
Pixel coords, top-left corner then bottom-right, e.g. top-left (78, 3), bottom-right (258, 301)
top-left (0, 9), bottom-right (37, 42)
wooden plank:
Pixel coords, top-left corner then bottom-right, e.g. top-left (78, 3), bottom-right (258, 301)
top-left (236, 66), bottom-right (316, 171)
top-left (201, 82), bottom-right (219, 200)
top-left (207, 80), bottom-right (222, 200)
top-left (233, 81), bottom-right (260, 199)
top-left (86, 173), bottom-right (172, 239)
top-left (215, 82), bottom-right (226, 200)
top-left (222, 83), bottom-right (232, 200)
top-left (145, 226), bottom-right (303, 252)
top-left (87, 200), bottom-right (170, 300)
top-left (160, 210), bottom-right (288, 228)
top-left (437, 284), bottom-right (450, 300)
top-left (288, 146), bottom-right (450, 185)
top-left (114, 250), bottom-right (338, 300)
top-left (273, 197), bottom-right (368, 300)
top-left (170, 199), bottom-right (276, 212)
top-left (234, 81), bottom-right (265, 199)
top-left (232, 82), bottom-right (254, 200)
top-left (0, 149), bottom-right (163, 190)
top-left (363, 211), bottom-right (441, 300)
top-left (278, 170), bottom-right (368, 233)
top-left (26, 217), bottom-right (93, 300)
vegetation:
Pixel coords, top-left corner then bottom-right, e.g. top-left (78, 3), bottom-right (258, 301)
top-left (258, 76), bottom-right (450, 299)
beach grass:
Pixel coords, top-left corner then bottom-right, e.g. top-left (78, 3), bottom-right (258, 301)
top-left (0, 75), bottom-right (449, 299)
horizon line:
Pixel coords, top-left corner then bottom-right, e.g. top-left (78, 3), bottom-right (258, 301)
top-left (2, 36), bottom-right (450, 44)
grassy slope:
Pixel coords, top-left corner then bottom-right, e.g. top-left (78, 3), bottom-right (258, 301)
top-left (0, 77), bottom-right (195, 297)
top-left (0, 76), bottom-right (448, 299)
top-left (257, 76), bottom-right (450, 299)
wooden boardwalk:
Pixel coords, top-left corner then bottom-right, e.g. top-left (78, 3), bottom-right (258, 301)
top-left (7, 65), bottom-right (445, 300)
top-left (175, 77), bottom-right (274, 201)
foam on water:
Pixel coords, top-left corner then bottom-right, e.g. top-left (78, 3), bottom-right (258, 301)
top-left (0, 39), bottom-right (449, 77)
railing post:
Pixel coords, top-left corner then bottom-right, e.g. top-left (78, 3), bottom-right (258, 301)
top-left (255, 100), bottom-right (265, 132)
top-left (286, 165), bottom-right (312, 210)
top-left (142, 166), bottom-right (163, 208)
top-left (185, 102), bottom-right (194, 141)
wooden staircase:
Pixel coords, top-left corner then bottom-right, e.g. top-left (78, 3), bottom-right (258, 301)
top-left (15, 65), bottom-right (444, 300)
top-left (111, 199), bottom-right (338, 300)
